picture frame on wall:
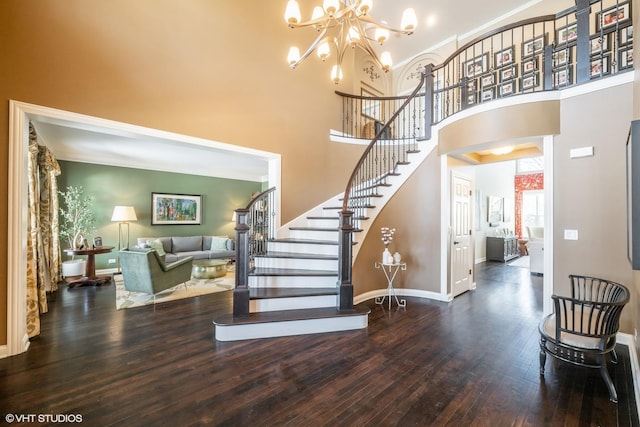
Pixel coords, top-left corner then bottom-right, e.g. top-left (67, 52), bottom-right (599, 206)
top-left (619, 47), bottom-right (633, 70)
top-left (521, 58), bottom-right (537, 74)
top-left (619, 25), bottom-right (634, 46)
top-left (556, 23), bottom-right (578, 45)
top-left (520, 73), bottom-right (539, 91)
top-left (494, 46), bottom-right (514, 68)
top-left (499, 65), bottom-right (517, 82)
top-left (499, 81), bottom-right (515, 97)
top-left (480, 72), bottom-right (496, 88)
top-left (464, 53), bottom-right (489, 78)
top-left (590, 34), bottom-right (610, 55)
top-left (553, 49), bottom-right (571, 67)
top-left (151, 192), bottom-right (202, 225)
top-left (590, 55), bottom-right (611, 78)
top-left (522, 34), bottom-right (547, 57)
top-left (481, 87), bottom-right (495, 102)
top-left (553, 66), bottom-right (573, 88)
top-left (596, 2), bottom-right (630, 32)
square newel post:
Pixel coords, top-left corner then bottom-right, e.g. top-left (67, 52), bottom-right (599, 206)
top-left (575, 0), bottom-right (591, 84)
top-left (233, 208), bottom-right (250, 317)
top-left (337, 210), bottom-right (354, 311)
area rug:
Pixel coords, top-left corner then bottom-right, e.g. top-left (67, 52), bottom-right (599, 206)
top-left (508, 256), bottom-right (530, 268)
top-left (114, 272), bottom-right (234, 310)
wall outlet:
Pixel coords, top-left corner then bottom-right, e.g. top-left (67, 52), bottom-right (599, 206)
top-left (564, 229), bottom-right (579, 240)
top-left (108, 258), bottom-right (117, 264)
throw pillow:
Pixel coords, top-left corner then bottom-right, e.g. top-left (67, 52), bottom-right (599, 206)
top-left (210, 236), bottom-right (229, 251)
top-left (147, 239), bottom-right (166, 257)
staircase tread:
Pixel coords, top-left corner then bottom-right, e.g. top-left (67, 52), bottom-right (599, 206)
top-left (289, 226), bottom-right (340, 231)
top-left (213, 305), bottom-right (371, 326)
top-left (250, 287), bottom-right (337, 299)
top-left (250, 267), bottom-right (338, 276)
top-left (255, 251), bottom-right (338, 260)
top-left (323, 205), bottom-right (375, 210)
top-left (306, 216), bottom-right (370, 220)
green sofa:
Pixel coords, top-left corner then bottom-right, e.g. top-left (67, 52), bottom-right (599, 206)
top-left (119, 248), bottom-right (193, 295)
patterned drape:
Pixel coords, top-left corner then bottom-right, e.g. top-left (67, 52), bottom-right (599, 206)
top-left (26, 123), bottom-right (61, 338)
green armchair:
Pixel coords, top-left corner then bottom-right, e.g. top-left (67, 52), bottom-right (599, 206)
top-left (119, 248), bottom-right (193, 295)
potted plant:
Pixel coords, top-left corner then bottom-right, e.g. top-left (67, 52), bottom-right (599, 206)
top-left (59, 186), bottom-right (96, 277)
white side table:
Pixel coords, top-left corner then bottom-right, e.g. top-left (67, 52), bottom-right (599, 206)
top-left (374, 262), bottom-right (407, 309)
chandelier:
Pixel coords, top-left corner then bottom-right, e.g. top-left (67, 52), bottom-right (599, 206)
top-left (284, 0), bottom-right (417, 84)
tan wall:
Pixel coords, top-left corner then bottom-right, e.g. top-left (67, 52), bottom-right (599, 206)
top-left (554, 83), bottom-right (635, 332)
top-left (0, 1), bottom-right (367, 345)
top-left (438, 101), bottom-right (560, 155)
top-left (353, 150), bottom-right (442, 295)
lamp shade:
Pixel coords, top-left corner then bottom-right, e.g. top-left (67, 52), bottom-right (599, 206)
top-left (111, 206), bottom-right (137, 222)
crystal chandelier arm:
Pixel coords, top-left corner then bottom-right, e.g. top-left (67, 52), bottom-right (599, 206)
top-left (290, 27), bottom-right (331, 68)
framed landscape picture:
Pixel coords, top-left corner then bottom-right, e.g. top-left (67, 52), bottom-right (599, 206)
top-left (554, 66), bottom-right (573, 88)
top-left (152, 193), bottom-right (202, 225)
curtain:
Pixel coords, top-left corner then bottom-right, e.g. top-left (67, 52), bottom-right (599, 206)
top-left (26, 123), bottom-right (61, 338)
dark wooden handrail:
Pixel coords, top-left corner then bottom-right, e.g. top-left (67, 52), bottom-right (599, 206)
top-left (341, 72), bottom-right (427, 212)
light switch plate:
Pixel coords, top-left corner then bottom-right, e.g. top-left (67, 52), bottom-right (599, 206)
top-left (564, 229), bottom-right (579, 240)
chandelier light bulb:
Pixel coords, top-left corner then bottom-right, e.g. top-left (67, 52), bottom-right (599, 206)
top-left (380, 51), bottom-right (392, 71)
top-left (287, 46), bottom-right (301, 66)
top-left (347, 26), bottom-right (360, 44)
top-left (317, 42), bottom-right (331, 61)
top-left (401, 8), bottom-right (417, 32)
top-left (374, 26), bottom-right (390, 44)
top-left (323, 0), bottom-right (340, 17)
top-left (311, 6), bottom-right (324, 21)
top-left (358, 0), bottom-right (373, 15)
top-left (331, 64), bottom-right (343, 84)
top-left (284, 0), bottom-right (302, 25)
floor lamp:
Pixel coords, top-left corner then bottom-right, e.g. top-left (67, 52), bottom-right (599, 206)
top-left (111, 206), bottom-right (137, 273)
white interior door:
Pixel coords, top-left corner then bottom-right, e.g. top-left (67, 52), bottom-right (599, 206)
top-left (451, 172), bottom-right (473, 297)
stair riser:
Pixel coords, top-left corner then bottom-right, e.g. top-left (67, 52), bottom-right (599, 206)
top-left (254, 257), bottom-right (337, 271)
top-left (268, 241), bottom-right (338, 256)
top-left (214, 315), bottom-right (369, 341)
top-left (250, 295), bottom-right (337, 312)
top-left (249, 275), bottom-right (337, 288)
top-left (307, 218), bottom-right (339, 228)
top-left (289, 229), bottom-right (338, 241)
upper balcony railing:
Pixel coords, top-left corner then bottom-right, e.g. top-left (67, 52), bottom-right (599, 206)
top-left (336, 0), bottom-right (633, 136)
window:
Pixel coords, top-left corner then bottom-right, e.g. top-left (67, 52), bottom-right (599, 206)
top-left (517, 156), bottom-right (543, 173)
top-left (522, 190), bottom-right (544, 230)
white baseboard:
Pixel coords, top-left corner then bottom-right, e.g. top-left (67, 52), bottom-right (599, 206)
top-left (618, 332), bottom-right (640, 419)
top-left (0, 345), bottom-right (7, 359)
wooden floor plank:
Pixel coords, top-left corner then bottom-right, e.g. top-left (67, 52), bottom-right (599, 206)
top-left (0, 261), bottom-right (637, 425)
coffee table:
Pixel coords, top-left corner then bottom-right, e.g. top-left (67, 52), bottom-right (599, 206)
top-left (192, 259), bottom-right (228, 279)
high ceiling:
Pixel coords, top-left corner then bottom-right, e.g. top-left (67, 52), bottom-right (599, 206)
top-left (34, 0), bottom-right (573, 178)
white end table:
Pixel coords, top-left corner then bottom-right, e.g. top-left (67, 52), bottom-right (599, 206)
top-left (374, 262), bottom-right (407, 309)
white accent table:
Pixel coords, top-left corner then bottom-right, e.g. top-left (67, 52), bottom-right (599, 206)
top-left (374, 262), bottom-right (407, 309)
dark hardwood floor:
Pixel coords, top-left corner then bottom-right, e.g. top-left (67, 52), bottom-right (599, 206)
top-left (1, 261), bottom-right (637, 426)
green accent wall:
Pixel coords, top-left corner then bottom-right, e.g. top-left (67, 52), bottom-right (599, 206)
top-left (58, 161), bottom-right (261, 270)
